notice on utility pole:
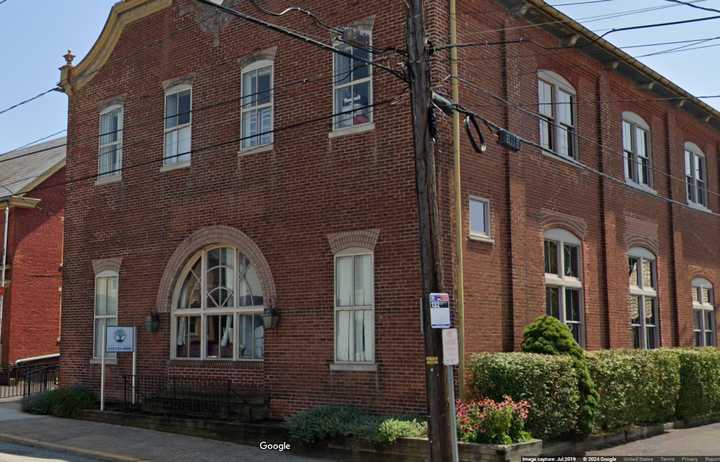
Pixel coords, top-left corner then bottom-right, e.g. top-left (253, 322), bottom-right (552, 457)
top-left (442, 328), bottom-right (459, 366)
top-left (429, 293), bottom-right (451, 329)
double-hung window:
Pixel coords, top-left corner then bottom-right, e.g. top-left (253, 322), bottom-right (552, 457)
top-left (164, 84), bottom-right (192, 166)
top-left (333, 28), bottom-right (373, 131)
top-left (538, 70), bottom-right (576, 159)
top-left (692, 278), bottom-right (716, 347)
top-left (685, 142), bottom-right (708, 208)
top-left (98, 105), bottom-right (123, 178)
top-left (241, 61), bottom-right (273, 151)
top-left (622, 113), bottom-right (651, 187)
top-left (628, 248), bottom-right (658, 349)
top-left (544, 229), bottom-right (584, 344)
top-left (94, 271), bottom-right (118, 359)
top-left (334, 249), bottom-right (374, 363)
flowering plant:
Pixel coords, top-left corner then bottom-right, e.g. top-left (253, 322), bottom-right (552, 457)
top-left (456, 396), bottom-right (532, 445)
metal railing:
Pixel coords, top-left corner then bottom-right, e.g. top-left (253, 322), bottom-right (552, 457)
top-left (0, 364), bottom-right (60, 399)
top-left (122, 375), bottom-right (268, 421)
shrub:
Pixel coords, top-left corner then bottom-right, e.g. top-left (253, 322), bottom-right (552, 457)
top-left (588, 349), bottom-right (680, 432)
top-left (21, 386), bottom-right (97, 418)
top-left (456, 396), bottom-right (531, 445)
top-left (675, 349), bottom-right (720, 420)
top-left (287, 405), bottom-right (426, 445)
top-left (469, 352), bottom-right (580, 440)
top-left (522, 316), bottom-right (600, 438)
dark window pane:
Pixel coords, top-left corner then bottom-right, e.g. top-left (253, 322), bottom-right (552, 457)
top-left (646, 326), bottom-right (656, 349)
top-left (564, 244), bottom-right (579, 278)
top-left (694, 310), bottom-right (703, 329)
top-left (544, 240), bottom-right (558, 274)
top-left (565, 288), bottom-right (581, 322)
top-left (695, 331), bottom-right (703, 347)
top-left (633, 326), bottom-right (642, 349)
top-left (568, 323), bottom-right (581, 344)
top-left (546, 287), bottom-right (560, 318)
top-left (178, 91), bottom-right (191, 125)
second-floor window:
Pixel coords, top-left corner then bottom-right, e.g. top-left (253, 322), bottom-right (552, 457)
top-left (685, 142), bottom-right (707, 208)
top-left (622, 113), bottom-right (651, 187)
top-left (333, 28), bottom-right (373, 131)
top-left (241, 61), bottom-right (273, 151)
top-left (538, 70), bottom-right (576, 159)
top-left (164, 84), bottom-right (192, 167)
top-left (98, 105), bottom-right (123, 178)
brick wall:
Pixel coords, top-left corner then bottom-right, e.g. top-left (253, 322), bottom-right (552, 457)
top-left (3, 169), bottom-right (64, 364)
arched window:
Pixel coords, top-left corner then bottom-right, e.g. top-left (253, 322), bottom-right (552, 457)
top-left (241, 59), bottom-right (274, 151)
top-left (622, 112), bottom-right (651, 188)
top-left (538, 70), bottom-right (577, 159)
top-left (628, 247), bottom-right (658, 349)
top-left (685, 142), bottom-right (707, 208)
top-left (171, 246), bottom-right (265, 361)
top-left (543, 229), bottom-right (584, 344)
top-left (692, 278), bottom-right (715, 346)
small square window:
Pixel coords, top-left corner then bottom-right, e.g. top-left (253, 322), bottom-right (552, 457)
top-left (469, 198), bottom-right (490, 239)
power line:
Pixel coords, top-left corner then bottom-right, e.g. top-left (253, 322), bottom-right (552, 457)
top-left (16, 98), bottom-right (401, 195)
top-left (451, 75), bottom-right (720, 202)
top-left (664, 0), bottom-right (720, 14)
top-left (550, 0), bottom-right (614, 5)
top-left (598, 14), bottom-right (720, 39)
top-left (6, 129), bottom-right (66, 152)
top-left (0, 87), bottom-right (60, 117)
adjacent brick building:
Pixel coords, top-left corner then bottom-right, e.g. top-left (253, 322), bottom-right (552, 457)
top-left (59, 0), bottom-right (720, 417)
top-left (0, 138), bottom-right (65, 366)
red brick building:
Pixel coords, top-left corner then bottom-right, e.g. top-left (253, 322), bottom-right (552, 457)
top-left (59, 0), bottom-right (720, 416)
top-left (0, 138), bottom-right (65, 366)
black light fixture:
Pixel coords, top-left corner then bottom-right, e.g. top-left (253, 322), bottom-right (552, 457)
top-left (262, 307), bottom-right (280, 329)
top-left (144, 312), bottom-right (160, 333)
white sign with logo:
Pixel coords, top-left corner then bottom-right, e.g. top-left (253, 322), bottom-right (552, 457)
top-left (106, 326), bottom-right (135, 353)
top-left (429, 293), bottom-right (451, 329)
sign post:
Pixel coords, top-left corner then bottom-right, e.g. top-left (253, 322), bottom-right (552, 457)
top-left (101, 326), bottom-right (136, 412)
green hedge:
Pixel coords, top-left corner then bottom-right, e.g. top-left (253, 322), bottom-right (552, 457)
top-left (469, 352), bottom-right (580, 440)
top-left (675, 349), bottom-right (720, 419)
top-left (21, 386), bottom-right (97, 418)
top-left (588, 349), bottom-right (680, 432)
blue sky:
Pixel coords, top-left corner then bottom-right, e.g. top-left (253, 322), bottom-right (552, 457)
top-left (1, 0), bottom-right (720, 153)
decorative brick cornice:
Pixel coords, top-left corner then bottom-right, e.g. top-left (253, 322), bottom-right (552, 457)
top-left (327, 229), bottom-right (380, 255)
top-left (537, 209), bottom-right (586, 239)
top-left (92, 257), bottom-right (122, 275)
top-left (156, 226), bottom-right (276, 312)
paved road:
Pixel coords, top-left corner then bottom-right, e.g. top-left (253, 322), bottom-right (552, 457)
top-left (0, 442), bottom-right (103, 462)
top-left (589, 423), bottom-right (720, 456)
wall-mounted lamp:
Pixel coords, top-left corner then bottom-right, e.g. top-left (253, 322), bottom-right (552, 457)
top-left (262, 307), bottom-right (280, 329)
top-left (144, 312), bottom-right (160, 333)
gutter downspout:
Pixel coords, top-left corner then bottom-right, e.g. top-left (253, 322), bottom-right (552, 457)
top-left (449, 0), bottom-right (465, 398)
top-left (0, 204), bottom-right (9, 360)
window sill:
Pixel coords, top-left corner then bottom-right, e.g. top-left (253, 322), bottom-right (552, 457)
top-left (239, 144), bottom-right (273, 156)
top-left (688, 202), bottom-right (712, 214)
top-left (469, 233), bottom-right (494, 244)
top-left (329, 123), bottom-right (375, 139)
top-left (624, 180), bottom-right (657, 195)
top-left (540, 150), bottom-right (581, 169)
top-left (95, 174), bottom-right (121, 186)
top-left (329, 362), bottom-right (378, 372)
top-left (90, 358), bottom-right (117, 365)
top-left (160, 162), bottom-right (191, 173)
top-left (168, 358), bottom-right (263, 368)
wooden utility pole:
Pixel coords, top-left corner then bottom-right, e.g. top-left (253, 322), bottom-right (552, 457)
top-left (406, 1), bottom-right (455, 460)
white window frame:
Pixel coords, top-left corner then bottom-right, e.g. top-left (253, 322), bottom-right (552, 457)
top-left (543, 228), bottom-right (584, 345)
top-left (93, 270), bottom-right (118, 360)
top-left (538, 70), bottom-right (577, 159)
top-left (622, 112), bottom-right (653, 189)
top-left (240, 60), bottom-right (274, 152)
top-left (98, 104), bottom-right (124, 180)
top-left (332, 27), bottom-right (374, 132)
top-left (628, 247), bottom-right (659, 349)
top-left (163, 83), bottom-right (192, 168)
top-left (469, 196), bottom-right (492, 241)
top-left (692, 277), bottom-right (716, 347)
top-left (685, 142), bottom-right (708, 209)
top-left (170, 245), bottom-right (266, 362)
top-left (333, 247), bottom-right (375, 365)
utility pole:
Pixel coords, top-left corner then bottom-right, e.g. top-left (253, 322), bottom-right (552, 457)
top-left (406, 1), bottom-right (455, 460)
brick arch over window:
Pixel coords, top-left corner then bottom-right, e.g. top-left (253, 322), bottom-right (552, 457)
top-left (156, 226), bottom-right (276, 312)
top-left (626, 235), bottom-right (660, 256)
top-left (537, 209), bottom-right (587, 240)
top-left (327, 229), bottom-right (381, 254)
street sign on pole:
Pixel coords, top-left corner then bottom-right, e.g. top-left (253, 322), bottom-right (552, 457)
top-left (106, 326), bottom-right (135, 353)
top-left (430, 293), bottom-right (451, 329)
top-left (442, 328), bottom-right (459, 366)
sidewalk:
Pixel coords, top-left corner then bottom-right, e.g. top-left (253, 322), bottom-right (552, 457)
top-left (589, 422), bottom-right (720, 456)
top-left (0, 402), bottom-right (324, 462)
